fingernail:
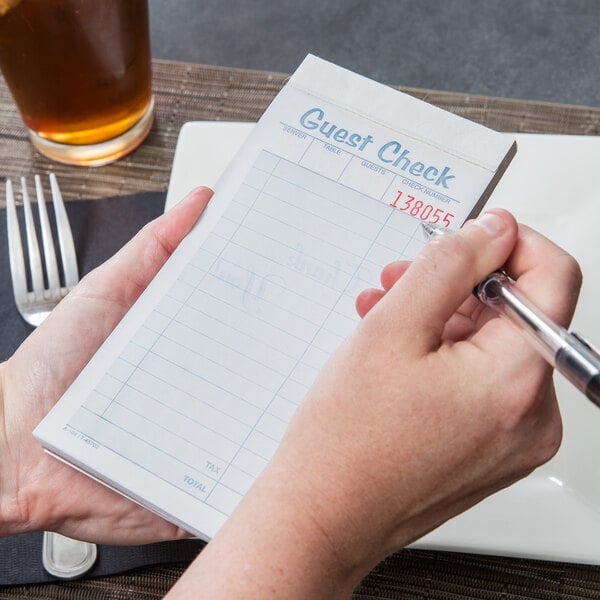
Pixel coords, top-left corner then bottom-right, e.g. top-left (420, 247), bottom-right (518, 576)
top-left (472, 211), bottom-right (507, 236)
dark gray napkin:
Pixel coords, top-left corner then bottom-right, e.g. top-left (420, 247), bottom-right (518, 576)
top-left (0, 191), bottom-right (204, 585)
top-left (0, 533), bottom-right (203, 585)
top-left (1, 191), bottom-right (168, 360)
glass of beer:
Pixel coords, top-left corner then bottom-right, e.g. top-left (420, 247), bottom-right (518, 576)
top-left (0, 0), bottom-right (153, 166)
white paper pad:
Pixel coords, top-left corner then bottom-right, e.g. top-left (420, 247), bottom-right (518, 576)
top-left (34, 56), bottom-right (515, 542)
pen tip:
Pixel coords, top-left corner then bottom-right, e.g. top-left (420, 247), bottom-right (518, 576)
top-left (421, 222), bottom-right (448, 240)
top-left (421, 222), bottom-right (435, 239)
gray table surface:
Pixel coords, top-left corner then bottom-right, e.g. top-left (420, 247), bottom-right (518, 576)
top-left (148, 0), bottom-right (600, 107)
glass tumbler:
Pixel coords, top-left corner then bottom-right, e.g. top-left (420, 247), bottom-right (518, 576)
top-left (0, 0), bottom-right (153, 166)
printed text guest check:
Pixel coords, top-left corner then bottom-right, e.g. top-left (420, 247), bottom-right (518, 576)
top-left (35, 55), bottom-right (516, 539)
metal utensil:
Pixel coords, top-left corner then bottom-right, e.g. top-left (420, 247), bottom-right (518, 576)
top-left (5, 173), bottom-right (97, 579)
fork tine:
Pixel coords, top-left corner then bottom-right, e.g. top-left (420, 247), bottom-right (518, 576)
top-left (49, 173), bottom-right (79, 287)
top-left (21, 177), bottom-right (45, 296)
top-left (6, 179), bottom-right (28, 305)
top-left (35, 175), bottom-right (61, 299)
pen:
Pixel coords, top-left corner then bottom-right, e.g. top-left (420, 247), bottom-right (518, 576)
top-left (421, 222), bottom-right (600, 406)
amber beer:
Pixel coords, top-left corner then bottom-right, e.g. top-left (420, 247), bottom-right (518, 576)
top-left (0, 0), bottom-right (153, 165)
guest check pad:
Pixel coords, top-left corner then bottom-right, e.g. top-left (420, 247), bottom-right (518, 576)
top-left (34, 55), bottom-right (515, 539)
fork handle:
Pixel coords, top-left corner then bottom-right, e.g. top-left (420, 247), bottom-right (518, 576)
top-left (42, 531), bottom-right (97, 579)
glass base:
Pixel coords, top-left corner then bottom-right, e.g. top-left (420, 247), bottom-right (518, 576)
top-left (27, 97), bottom-right (155, 167)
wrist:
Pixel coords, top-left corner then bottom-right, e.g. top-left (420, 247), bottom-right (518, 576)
top-left (244, 460), bottom-right (368, 596)
top-left (0, 362), bottom-right (39, 537)
top-left (170, 459), bottom-right (366, 599)
top-left (259, 454), bottom-right (394, 587)
top-left (0, 363), bottom-right (17, 535)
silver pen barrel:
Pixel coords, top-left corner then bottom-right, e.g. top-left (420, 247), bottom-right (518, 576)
top-left (421, 221), bottom-right (600, 406)
top-left (477, 272), bottom-right (600, 406)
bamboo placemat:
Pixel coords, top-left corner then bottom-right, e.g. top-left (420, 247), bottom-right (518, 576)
top-left (2, 59), bottom-right (600, 598)
top-left (2, 58), bottom-right (600, 205)
top-left (4, 549), bottom-right (600, 599)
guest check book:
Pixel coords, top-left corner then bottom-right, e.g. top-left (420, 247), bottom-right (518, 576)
top-left (34, 55), bottom-right (516, 539)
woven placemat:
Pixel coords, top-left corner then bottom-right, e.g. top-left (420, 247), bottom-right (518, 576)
top-left (2, 59), bottom-right (600, 205)
top-left (4, 549), bottom-right (600, 599)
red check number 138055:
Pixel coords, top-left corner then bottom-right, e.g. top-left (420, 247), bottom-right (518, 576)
top-left (389, 189), bottom-right (455, 227)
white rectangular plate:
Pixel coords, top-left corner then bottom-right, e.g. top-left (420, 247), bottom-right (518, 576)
top-left (167, 121), bottom-right (600, 564)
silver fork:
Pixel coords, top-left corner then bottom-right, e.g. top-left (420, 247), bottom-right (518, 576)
top-left (6, 173), bottom-right (79, 326)
top-left (5, 173), bottom-right (97, 579)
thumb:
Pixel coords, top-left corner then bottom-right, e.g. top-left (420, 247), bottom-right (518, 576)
top-left (376, 209), bottom-right (519, 354)
top-left (77, 186), bottom-right (213, 307)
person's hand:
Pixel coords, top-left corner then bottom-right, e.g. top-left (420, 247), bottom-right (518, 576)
top-left (169, 209), bottom-right (582, 599)
top-left (276, 208), bottom-right (581, 583)
top-left (0, 187), bottom-right (213, 545)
